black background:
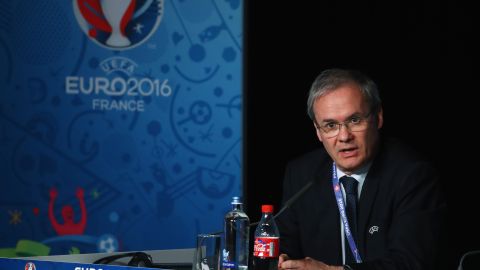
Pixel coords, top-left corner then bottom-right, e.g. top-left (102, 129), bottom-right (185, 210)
top-left (244, 0), bottom-right (476, 268)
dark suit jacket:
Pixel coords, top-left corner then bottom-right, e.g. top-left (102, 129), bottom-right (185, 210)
top-left (277, 138), bottom-right (447, 270)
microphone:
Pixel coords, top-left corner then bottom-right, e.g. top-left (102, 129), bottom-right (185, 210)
top-left (250, 180), bottom-right (314, 227)
top-left (210, 180), bottom-right (315, 234)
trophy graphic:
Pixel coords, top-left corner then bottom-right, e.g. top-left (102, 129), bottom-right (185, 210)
top-left (100, 0), bottom-right (134, 47)
top-left (74, 0), bottom-right (163, 50)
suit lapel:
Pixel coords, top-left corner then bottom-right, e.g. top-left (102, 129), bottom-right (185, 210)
top-left (313, 159), bottom-right (342, 263)
top-left (357, 156), bottom-right (382, 257)
top-left (314, 159), bottom-right (339, 219)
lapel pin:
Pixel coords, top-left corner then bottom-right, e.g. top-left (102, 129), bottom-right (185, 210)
top-left (369, 225), bottom-right (379, 235)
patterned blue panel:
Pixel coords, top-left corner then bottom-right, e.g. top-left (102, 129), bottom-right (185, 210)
top-left (0, 0), bottom-right (242, 256)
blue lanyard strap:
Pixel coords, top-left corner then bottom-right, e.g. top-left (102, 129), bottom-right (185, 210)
top-left (332, 162), bottom-right (362, 263)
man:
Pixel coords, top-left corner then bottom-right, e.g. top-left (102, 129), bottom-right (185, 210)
top-left (276, 69), bottom-right (446, 270)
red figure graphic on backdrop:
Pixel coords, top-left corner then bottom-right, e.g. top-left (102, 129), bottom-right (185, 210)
top-left (48, 187), bottom-right (87, 235)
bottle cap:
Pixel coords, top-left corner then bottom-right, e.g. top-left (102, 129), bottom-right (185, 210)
top-left (232, 196), bottom-right (242, 204)
top-left (261, 205), bottom-right (274, 213)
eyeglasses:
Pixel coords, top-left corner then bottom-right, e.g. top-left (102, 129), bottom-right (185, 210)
top-left (316, 114), bottom-right (371, 138)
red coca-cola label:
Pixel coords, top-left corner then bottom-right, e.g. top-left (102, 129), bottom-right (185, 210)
top-left (253, 237), bottom-right (279, 258)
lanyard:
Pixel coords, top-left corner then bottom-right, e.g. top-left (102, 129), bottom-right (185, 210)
top-left (332, 162), bottom-right (362, 263)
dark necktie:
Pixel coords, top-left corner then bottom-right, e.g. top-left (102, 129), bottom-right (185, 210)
top-left (340, 176), bottom-right (359, 264)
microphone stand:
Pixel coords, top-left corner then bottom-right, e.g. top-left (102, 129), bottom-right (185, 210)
top-left (212, 180), bottom-right (315, 233)
top-left (250, 180), bottom-right (314, 227)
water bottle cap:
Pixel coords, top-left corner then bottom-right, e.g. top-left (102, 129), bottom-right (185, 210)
top-left (261, 205), bottom-right (274, 213)
top-left (232, 196), bottom-right (242, 204)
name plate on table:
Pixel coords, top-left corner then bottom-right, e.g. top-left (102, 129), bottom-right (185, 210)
top-left (0, 257), bottom-right (154, 270)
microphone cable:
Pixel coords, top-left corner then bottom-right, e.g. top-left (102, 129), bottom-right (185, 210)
top-left (457, 249), bottom-right (480, 270)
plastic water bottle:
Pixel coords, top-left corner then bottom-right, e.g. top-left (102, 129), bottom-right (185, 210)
top-left (223, 197), bottom-right (250, 270)
top-left (253, 205), bottom-right (279, 270)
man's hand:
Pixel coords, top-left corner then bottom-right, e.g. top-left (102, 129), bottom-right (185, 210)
top-left (278, 255), bottom-right (343, 270)
top-left (278, 254), bottom-right (290, 268)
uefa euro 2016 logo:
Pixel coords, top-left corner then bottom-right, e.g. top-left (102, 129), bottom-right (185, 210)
top-left (73, 0), bottom-right (163, 50)
top-left (25, 262), bottom-right (36, 270)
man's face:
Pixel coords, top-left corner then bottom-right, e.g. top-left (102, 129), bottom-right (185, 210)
top-left (313, 84), bottom-right (383, 174)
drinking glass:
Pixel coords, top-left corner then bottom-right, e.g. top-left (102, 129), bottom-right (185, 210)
top-left (192, 234), bottom-right (221, 270)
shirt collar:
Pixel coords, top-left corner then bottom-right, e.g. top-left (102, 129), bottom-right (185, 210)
top-left (336, 162), bottom-right (372, 180)
top-left (336, 162), bottom-right (372, 195)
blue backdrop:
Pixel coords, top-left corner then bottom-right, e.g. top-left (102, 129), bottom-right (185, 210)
top-left (0, 0), bottom-right (242, 256)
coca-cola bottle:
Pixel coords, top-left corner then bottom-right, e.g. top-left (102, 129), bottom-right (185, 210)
top-left (253, 205), bottom-right (279, 270)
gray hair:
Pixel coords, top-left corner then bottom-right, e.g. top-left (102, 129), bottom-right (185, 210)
top-left (306, 68), bottom-right (382, 121)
